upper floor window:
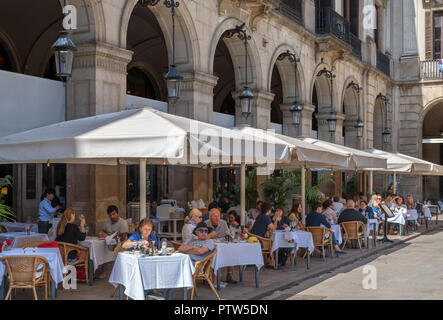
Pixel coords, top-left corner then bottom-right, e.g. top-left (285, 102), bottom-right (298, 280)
top-left (434, 13), bottom-right (443, 59)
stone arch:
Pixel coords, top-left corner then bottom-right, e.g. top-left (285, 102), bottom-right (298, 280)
top-left (267, 44), bottom-right (306, 104)
top-left (341, 76), bottom-right (360, 148)
top-left (127, 61), bottom-right (167, 101)
top-left (120, 0), bottom-right (199, 71)
top-left (208, 17), bottom-right (263, 90)
top-left (310, 62), bottom-right (334, 113)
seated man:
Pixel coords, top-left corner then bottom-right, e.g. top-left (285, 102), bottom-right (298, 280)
top-left (338, 200), bottom-right (368, 228)
top-left (96, 205), bottom-right (128, 279)
top-left (306, 202), bottom-right (346, 255)
top-left (178, 222), bottom-right (215, 263)
top-left (205, 207), bottom-right (237, 284)
top-left (250, 203), bottom-right (278, 239)
top-left (205, 208), bottom-right (231, 239)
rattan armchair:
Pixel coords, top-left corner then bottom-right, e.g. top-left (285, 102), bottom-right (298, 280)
top-left (170, 240), bottom-right (183, 250)
top-left (18, 241), bottom-right (54, 248)
top-left (340, 221), bottom-right (366, 252)
top-left (304, 227), bottom-right (334, 261)
top-left (1, 255), bottom-right (50, 300)
top-left (190, 249), bottom-right (220, 300)
top-left (246, 231), bottom-right (275, 268)
top-left (56, 242), bottom-right (90, 284)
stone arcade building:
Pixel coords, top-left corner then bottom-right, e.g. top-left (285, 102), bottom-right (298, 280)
top-left (0, 0), bottom-right (441, 232)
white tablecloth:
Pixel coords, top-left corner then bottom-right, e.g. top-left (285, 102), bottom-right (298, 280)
top-left (329, 224), bottom-right (342, 245)
top-left (407, 209), bottom-right (418, 221)
top-left (388, 213), bottom-right (405, 225)
top-left (79, 237), bottom-right (115, 272)
top-left (0, 232), bottom-right (49, 248)
top-left (271, 230), bottom-right (315, 255)
top-left (1, 223), bottom-right (38, 233)
top-left (366, 219), bottom-right (379, 237)
top-left (212, 242), bottom-right (264, 272)
top-left (109, 252), bottom-right (194, 300)
top-left (0, 248), bottom-right (64, 285)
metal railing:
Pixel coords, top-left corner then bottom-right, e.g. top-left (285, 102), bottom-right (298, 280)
top-left (316, 7), bottom-right (350, 43)
top-left (350, 33), bottom-right (362, 60)
top-left (376, 50), bottom-right (390, 76)
top-left (420, 59), bottom-right (443, 79)
top-left (278, 0), bottom-right (303, 25)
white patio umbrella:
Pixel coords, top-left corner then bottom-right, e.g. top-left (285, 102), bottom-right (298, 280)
top-left (231, 127), bottom-right (368, 223)
top-left (0, 107), bottom-right (292, 221)
top-left (363, 149), bottom-right (443, 194)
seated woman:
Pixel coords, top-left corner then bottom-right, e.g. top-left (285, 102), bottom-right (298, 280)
top-left (389, 196), bottom-right (407, 235)
top-left (288, 202), bottom-right (304, 230)
top-left (56, 208), bottom-right (86, 263)
top-left (182, 208), bottom-right (202, 244)
top-left (122, 218), bottom-right (158, 250)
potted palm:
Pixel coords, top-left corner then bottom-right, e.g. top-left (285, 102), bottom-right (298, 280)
top-left (0, 175), bottom-right (15, 230)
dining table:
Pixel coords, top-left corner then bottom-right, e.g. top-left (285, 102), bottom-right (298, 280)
top-left (109, 251), bottom-right (194, 300)
top-left (271, 230), bottom-right (315, 270)
top-left (0, 247), bottom-right (64, 300)
top-left (0, 232), bottom-right (49, 249)
top-left (1, 222), bottom-right (38, 233)
top-left (212, 240), bottom-right (264, 290)
top-left (78, 236), bottom-right (116, 285)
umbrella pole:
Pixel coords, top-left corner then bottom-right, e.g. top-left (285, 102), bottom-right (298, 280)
top-left (369, 171), bottom-right (373, 195)
top-left (240, 163), bottom-right (246, 227)
top-left (301, 165), bottom-right (306, 225)
top-left (140, 159), bottom-right (147, 222)
top-left (393, 173), bottom-right (397, 194)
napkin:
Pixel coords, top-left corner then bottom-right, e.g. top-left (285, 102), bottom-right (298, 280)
top-left (105, 232), bottom-right (118, 246)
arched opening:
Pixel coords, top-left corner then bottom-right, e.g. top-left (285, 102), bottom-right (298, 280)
top-left (213, 39), bottom-right (236, 115)
top-left (126, 2), bottom-right (169, 102)
top-left (127, 67), bottom-right (161, 100)
top-left (125, 2), bottom-right (173, 204)
top-left (312, 84), bottom-right (319, 138)
top-left (342, 85), bottom-right (359, 149)
top-left (270, 65), bottom-right (283, 124)
top-left (422, 103), bottom-right (443, 201)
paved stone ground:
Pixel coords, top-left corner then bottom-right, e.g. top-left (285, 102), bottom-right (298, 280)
top-left (263, 227), bottom-right (443, 300)
top-left (5, 216), bottom-right (442, 300)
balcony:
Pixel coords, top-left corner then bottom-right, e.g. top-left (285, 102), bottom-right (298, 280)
top-left (350, 33), bottom-right (362, 60)
top-left (316, 7), bottom-right (350, 43)
top-left (277, 0), bottom-right (303, 25)
top-left (376, 50), bottom-right (390, 77)
top-left (420, 59), bottom-right (443, 80)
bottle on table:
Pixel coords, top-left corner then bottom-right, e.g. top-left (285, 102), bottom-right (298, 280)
top-left (161, 238), bottom-right (167, 255)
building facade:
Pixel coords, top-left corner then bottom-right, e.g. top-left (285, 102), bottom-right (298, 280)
top-left (0, 0), bottom-right (441, 232)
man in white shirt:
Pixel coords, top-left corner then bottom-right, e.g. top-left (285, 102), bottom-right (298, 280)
top-left (332, 197), bottom-right (344, 213)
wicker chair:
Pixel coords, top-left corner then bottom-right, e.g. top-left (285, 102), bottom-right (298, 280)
top-left (56, 242), bottom-right (90, 285)
top-left (170, 240), bottom-right (183, 250)
top-left (190, 249), bottom-right (220, 300)
top-left (304, 227), bottom-right (334, 261)
top-left (340, 221), bottom-right (366, 253)
top-left (246, 231), bottom-right (275, 268)
top-left (18, 241), bottom-right (56, 248)
top-left (1, 255), bottom-right (50, 300)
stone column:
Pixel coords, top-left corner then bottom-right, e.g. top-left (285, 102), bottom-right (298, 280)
top-left (303, 0), bottom-right (316, 33)
top-left (233, 90), bottom-right (274, 129)
top-left (281, 103), bottom-right (315, 138)
top-left (66, 41), bottom-right (133, 234)
top-left (315, 113), bottom-right (345, 144)
top-left (168, 71), bottom-right (219, 206)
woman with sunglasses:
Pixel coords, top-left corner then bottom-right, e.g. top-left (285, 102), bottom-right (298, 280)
top-left (182, 208), bottom-right (202, 244)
